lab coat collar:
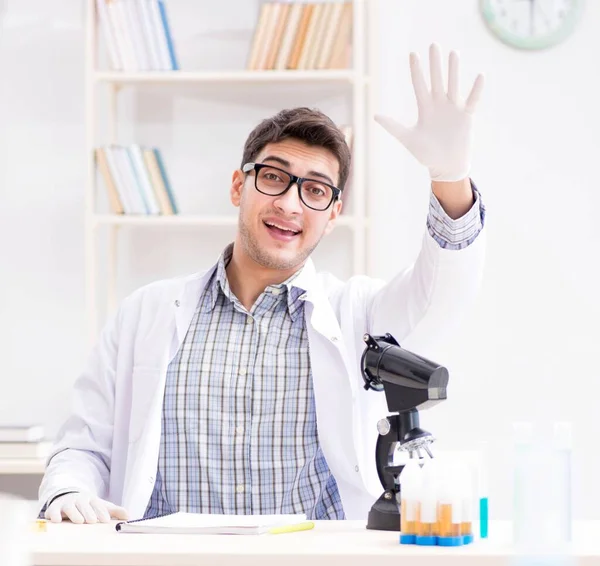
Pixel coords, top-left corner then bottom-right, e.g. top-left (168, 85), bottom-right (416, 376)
top-left (199, 242), bottom-right (318, 323)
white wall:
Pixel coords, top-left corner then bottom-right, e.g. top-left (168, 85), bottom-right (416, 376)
top-left (1, 0), bottom-right (599, 521)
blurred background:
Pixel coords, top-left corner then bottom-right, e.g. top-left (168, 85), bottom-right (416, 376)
top-left (0, 0), bottom-right (598, 522)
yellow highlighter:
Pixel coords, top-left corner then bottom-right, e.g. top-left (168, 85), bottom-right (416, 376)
top-left (268, 521), bottom-right (315, 535)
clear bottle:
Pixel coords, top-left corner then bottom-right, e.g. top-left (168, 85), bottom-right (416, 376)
top-left (512, 421), bottom-right (537, 550)
top-left (552, 422), bottom-right (573, 546)
top-left (511, 421), bottom-right (575, 566)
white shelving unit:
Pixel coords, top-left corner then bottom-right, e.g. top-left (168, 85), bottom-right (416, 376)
top-left (0, 459), bottom-right (47, 476)
top-left (84, 0), bottom-right (379, 343)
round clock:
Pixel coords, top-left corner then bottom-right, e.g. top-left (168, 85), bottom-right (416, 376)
top-left (480, 0), bottom-right (584, 50)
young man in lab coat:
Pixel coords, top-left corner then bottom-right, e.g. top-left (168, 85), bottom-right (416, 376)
top-left (39, 44), bottom-right (486, 524)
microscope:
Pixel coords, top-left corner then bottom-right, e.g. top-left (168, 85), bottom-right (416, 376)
top-left (360, 333), bottom-right (449, 531)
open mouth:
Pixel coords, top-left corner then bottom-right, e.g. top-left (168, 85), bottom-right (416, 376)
top-left (263, 220), bottom-right (302, 241)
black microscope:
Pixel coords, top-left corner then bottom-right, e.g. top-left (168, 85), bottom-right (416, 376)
top-left (360, 333), bottom-right (449, 531)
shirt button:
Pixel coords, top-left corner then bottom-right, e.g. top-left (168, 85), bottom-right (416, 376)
top-left (235, 426), bottom-right (244, 435)
top-left (239, 368), bottom-right (247, 376)
top-left (354, 465), bottom-right (359, 473)
top-left (271, 288), bottom-right (281, 296)
top-left (236, 485), bottom-right (245, 494)
top-left (246, 316), bottom-right (253, 324)
top-left (331, 336), bottom-right (339, 343)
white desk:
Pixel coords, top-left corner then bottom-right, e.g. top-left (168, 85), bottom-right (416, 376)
top-left (29, 520), bottom-right (600, 566)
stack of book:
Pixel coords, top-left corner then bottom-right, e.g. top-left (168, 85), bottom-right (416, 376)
top-left (0, 426), bottom-right (51, 464)
top-left (247, 2), bottom-right (353, 71)
top-left (96, 0), bottom-right (179, 72)
top-left (96, 145), bottom-right (179, 215)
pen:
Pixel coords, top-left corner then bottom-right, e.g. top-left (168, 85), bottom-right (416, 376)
top-left (268, 521), bottom-right (315, 535)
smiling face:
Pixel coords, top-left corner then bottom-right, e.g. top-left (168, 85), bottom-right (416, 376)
top-left (230, 138), bottom-right (343, 272)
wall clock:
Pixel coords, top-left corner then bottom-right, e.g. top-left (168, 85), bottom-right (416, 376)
top-left (480, 0), bottom-right (584, 50)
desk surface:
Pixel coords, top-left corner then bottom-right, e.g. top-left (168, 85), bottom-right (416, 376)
top-left (30, 520), bottom-right (600, 566)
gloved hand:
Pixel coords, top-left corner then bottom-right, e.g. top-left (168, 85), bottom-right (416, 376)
top-left (375, 43), bottom-right (485, 182)
top-left (44, 491), bottom-right (129, 524)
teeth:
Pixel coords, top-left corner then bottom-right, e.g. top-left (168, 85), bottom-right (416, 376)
top-left (265, 221), bottom-right (299, 234)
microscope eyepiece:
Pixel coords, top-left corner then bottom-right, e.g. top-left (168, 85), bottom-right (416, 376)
top-left (361, 333), bottom-right (449, 413)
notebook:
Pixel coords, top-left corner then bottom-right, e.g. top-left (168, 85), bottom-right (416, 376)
top-left (115, 512), bottom-right (308, 535)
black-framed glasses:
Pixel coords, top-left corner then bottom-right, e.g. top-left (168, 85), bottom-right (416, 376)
top-left (242, 162), bottom-right (341, 211)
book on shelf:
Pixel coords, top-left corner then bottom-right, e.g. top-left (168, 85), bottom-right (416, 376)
top-left (248, 2), bottom-right (353, 71)
top-left (96, 144), bottom-right (179, 215)
top-left (96, 0), bottom-right (179, 72)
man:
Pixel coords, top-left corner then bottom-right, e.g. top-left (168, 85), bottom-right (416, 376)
top-left (39, 44), bottom-right (485, 524)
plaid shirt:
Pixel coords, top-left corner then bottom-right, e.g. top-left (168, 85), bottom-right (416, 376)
top-left (144, 244), bottom-right (344, 519)
top-left (428, 182), bottom-right (485, 250)
top-left (144, 187), bottom-right (484, 519)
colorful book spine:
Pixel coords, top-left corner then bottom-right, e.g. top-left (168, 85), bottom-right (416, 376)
top-left (96, 144), bottom-right (178, 215)
top-left (96, 0), bottom-right (179, 71)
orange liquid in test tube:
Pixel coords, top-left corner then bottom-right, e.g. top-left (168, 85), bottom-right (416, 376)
top-left (417, 504), bottom-right (438, 536)
top-left (438, 503), bottom-right (460, 537)
top-left (401, 499), bottom-right (418, 534)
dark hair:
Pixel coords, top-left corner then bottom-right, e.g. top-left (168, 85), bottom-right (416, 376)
top-left (241, 107), bottom-right (351, 190)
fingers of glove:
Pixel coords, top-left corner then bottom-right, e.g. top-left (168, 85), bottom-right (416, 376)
top-left (465, 73), bottom-right (485, 114)
top-left (45, 502), bottom-right (64, 523)
top-left (409, 52), bottom-right (429, 109)
top-left (429, 43), bottom-right (444, 100)
top-left (76, 498), bottom-right (100, 524)
top-left (61, 501), bottom-right (86, 524)
top-left (374, 115), bottom-right (410, 146)
top-left (447, 50), bottom-right (460, 104)
top-left (90, 499), bottom-right (111, 523)
top-left (106, 502), bottom-right (129, 521)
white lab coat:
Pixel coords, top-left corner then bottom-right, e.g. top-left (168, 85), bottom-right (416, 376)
top-left (38, 230), bottom-right (484, 520)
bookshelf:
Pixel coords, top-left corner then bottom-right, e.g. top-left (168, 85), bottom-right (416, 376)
top-left (95, 70), bottom-right (361, 84)
top-left (85, 0), bottom-right (379, 343)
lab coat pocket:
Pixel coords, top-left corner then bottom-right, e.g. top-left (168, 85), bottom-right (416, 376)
top-left (129, 365), bottom-right (164, 444)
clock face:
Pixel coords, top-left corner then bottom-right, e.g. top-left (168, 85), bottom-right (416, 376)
top-left (480, 0), bottom-right (584, 50)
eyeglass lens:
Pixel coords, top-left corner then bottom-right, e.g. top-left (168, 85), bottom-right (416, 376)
top-left (256, 166), bottom-right (333, 210)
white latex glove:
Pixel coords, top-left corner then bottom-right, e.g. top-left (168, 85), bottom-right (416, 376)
top-left (44, 491), bottom-right (129, 524)
top-left (375, 43), bottom-right (485, 182)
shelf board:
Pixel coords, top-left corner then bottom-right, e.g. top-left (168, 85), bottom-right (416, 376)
top-left (92, 214), bottom-right (362, 228)
top-left (0, 458), bottom-right (46, 475)
top-left (94, 70), bottom-right (359, 85)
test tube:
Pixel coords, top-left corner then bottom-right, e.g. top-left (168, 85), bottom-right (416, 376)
top-left (437, 460), bottom-right (462, 545)
top-left (399, 459), bottom-right (422, 544)
top-left (416, 460), bottom-right (439, 545)
top-left (459, 464), bottom-right (474, 544)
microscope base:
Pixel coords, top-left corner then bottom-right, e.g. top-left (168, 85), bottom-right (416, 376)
top-left (366, 491), bottom-right (401, 531)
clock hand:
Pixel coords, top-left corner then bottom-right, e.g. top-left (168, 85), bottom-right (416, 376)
top-left (534, 0), bottom-right (553, 30)
top-left (530, 0), bottom-right (535, 36)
